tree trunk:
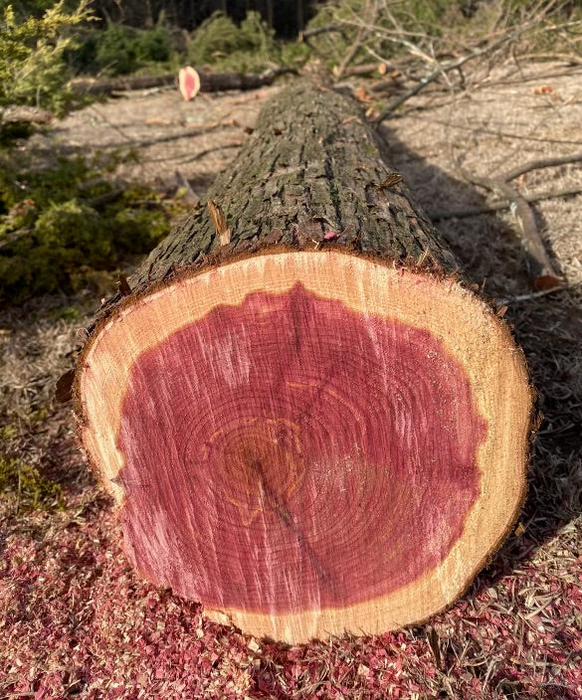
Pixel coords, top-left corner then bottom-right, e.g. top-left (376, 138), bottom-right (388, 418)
top-left (297, 0), bottom-right (304, 32)
top-left (265, 0), bottom-right (273, 27)
top-left (76, 81), bottom-right (533, 644)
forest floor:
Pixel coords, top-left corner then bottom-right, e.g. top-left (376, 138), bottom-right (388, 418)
top-left (1, 60), bottom-right (582, 699)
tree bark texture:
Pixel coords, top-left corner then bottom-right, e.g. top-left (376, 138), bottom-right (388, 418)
top-left (129, 80), bottom-right (458, 296)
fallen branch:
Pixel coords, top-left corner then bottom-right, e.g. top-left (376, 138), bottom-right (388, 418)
top-left (405, 113), bottom-right (582, 146)
top-left (369, 76), bottom-right (405, 94)
top-left (497, 282), bottom-right (581, 306)
top-left (501, 152), bottom-right (582, 182)
top-left (143, 141), bottom-right (243, 165)
top-left (69, 68), bottom-right (294, 98)
top-left (518, 51), bottom-right (582, 66)
top-left (456, 163), bottom-right (561, 283)
top-left (0, 105), bottom-right (53, 127)
top-left (335, 62), bottom-right (392, 78)
top-left (374, 28), bottom-right (527, 123)
top-left (300, 24), bottom-right (347, 42)
top-left (428, 185), bottom-right (582, 221)
top-left (478, 65), bottom-right (582, 88)
top-left (97, 119), bottom-right (238, 150)
top-left (334, 0), bottom-right (379, 80)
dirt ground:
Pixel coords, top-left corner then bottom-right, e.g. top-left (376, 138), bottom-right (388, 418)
top-left (1, 60), bottom-right (581, 698)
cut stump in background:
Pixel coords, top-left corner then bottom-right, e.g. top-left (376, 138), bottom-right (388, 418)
top-left (178, 66), bottom-right (201, 101)
top-left (76, 82), bottom-right (533, 644)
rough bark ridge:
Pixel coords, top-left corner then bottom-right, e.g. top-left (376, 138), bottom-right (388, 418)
top-left (70, 69), bottom-right (291, 97)
top-left (130, 81), bottom-right (458, 294)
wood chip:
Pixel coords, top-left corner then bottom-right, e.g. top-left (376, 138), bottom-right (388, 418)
top-left (207, 199), bottom-right (231, 246)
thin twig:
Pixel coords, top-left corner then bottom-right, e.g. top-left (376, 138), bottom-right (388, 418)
top-left (478, 65), bottom-right (582, 87)
top-left (428, 185), bottom-right (582, 221)
top-left (517, 52), bottom-right (582, 65)
top-left (502, 152), bottom-right (582, 182)
top-left (174, 171), bottom-right (199, 206)
top-left (0, 228), bottom-right (32, 250)
top-left (405, 113), bottom-right (582, 146)
top-left (334, 0), bottom-right (379, 80)
top-left (300, 24), bottom-right (346, 42)
top-left (146, 142), bottom-right (243, 165)
top-left (497, 283), bottom-right (581, 306)
top-left (95, 119), bottom-right (238, 150)
top-left (374, 26), bottom-right (529, 123)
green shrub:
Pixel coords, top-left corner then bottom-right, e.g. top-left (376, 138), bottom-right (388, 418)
top-left (0, 1), bottom-right (92, 114)
top-left (69, 9), bottom-right (309, 78)
top-left (66, 17), bottom-right (179, 77)
top-left (94, 23), bottom-right (139, 75)
top-left (188, 12), bottom-right (245, 65)
top-left (279, 40), bottom-right (311, 68)
top-left (188, 11), bottom-right (281, 73)
top-left (136, 23), bottom-right (173, 63)
top-left (92, 22), bottom-right (174, 76)
top-left (0, 151), bottom-right (181, 302)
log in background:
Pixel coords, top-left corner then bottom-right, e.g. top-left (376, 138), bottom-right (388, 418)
top-left (128, 81), bottom-right (458, 292)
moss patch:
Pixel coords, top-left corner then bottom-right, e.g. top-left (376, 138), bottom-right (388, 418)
top-left (0, 454), bottom-right (63, 511)
top-left (0, 149), bottom-right (185, 303)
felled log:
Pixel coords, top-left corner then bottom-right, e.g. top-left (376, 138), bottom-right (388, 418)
top-left (0, 105), bottom-right (53, 126)
top-left (0, 106), bottom-right (53, 139)
top-left (76, 81), bottom-right (533, 644)
top-left (69, 67), bottom-right (292, 97)
top-left (333, 61), bottom-right (393, 78)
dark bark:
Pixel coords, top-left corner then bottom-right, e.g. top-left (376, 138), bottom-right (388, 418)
top-left (130, 81), bottom-right (458, 291)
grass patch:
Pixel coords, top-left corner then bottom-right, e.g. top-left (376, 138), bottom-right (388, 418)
top-left (0, 148), bottom-right (185, 303)
top-left (0, 453), bottom-right (63, 511)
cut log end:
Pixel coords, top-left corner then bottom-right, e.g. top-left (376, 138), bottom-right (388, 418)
top-left (78, 250), bottom-right (532, 644)
top-left (178, 66), bottom-right (201, 102)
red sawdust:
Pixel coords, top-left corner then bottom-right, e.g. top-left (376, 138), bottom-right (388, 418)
top-left (1, 485), bottom-right (580, 699)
